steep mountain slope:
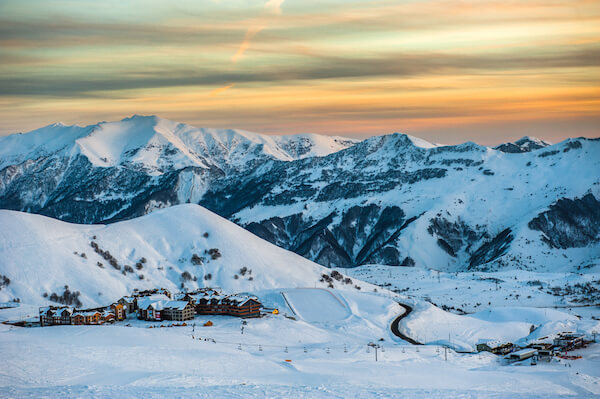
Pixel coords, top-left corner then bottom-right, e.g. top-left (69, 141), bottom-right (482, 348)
top-left (200, 134), bottom-right (600, 271)
top-left (0, 115), bottom-right (356, 223)
top-left (0, 204), bottom-right (370, 306)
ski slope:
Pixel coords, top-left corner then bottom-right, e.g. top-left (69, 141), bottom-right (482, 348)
top-left (282, 288), bottom-right (351, 323)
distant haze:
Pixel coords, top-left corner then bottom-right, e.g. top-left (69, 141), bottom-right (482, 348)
top-left (0, 0), bottom-right (599, 145)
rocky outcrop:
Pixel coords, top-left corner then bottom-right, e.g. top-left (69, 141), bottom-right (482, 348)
top-left (245, 205), bottom-right (413, 267)
top-left (528, 194), bottom-right (600, 249)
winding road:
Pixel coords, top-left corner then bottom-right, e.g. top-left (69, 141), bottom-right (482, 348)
top-left (390, 303), bottom-right (422, 345)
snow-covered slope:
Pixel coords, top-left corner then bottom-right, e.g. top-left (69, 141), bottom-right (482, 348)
top-left (1, 116), bottom-right (598, 272)
top-left (0, 204), bottom-right (369, 306)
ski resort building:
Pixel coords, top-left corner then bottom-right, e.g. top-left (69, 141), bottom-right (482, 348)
top-left (39, 306), bottom-right (74, 326)
top-left (136, 298), bottom-right (195, 321)
top-left (476, 339), bottom-right (514, 355)
top-left (554, 332), bottom-right (584, 350)
top-left (192, 291), bottom-right (262, 318)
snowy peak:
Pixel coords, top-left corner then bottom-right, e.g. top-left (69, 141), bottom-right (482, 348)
top-left (494, 136), bottom-right (552, 153)
top-left (0, 115), bottom-right (359, 172)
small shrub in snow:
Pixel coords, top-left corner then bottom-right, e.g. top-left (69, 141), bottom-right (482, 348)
top-left (124, 265), bottom-right (134, 273)
top-left (204, 273), bottom-right (212, 280)
top-left (140, 257), bottom-right (147, 264)
top-left (139, 274), bottom-right (144, 280)
top-left (206, 248), bottom-right (221, 260)
top-left (42, 292), bottom-right (48, 298)
top-left (80, 252), bottom-right (87, 259)
top-left (136, 262), bottom-right (143, 270)
top-left (97, 262), bottom-right (104, 268)
top-left (239, 267), bottom-right (248, 276)
top-left (203, 232), bottom-right (209, 238)
top-left (248, 276), bottom-right (253, 281)
top-left (328, 282), bottom-right (334, 288)
top-left (191, 254), bottom-right (204, 265)
top-left (354, 285), bottom-right (361, 290)
top-left (181, 271), bottom-right (192, 281)
top-left (49, 286), bottom-right (82, 307)
top-left (234, 274), bottom-right (239, 280)
top-left (0, 274), bottom-right (10, 288)
top-left (330, 270), bottom-right (343, 281)
top-left (343, 277), bottom-right (352, 285)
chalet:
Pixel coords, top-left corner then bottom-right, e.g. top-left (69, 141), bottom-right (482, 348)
top-left (195, 292), bottom-right (262, 318)
top-left (554, 332), bottom-right (584, 350)
top-left (136, 294), bottom-right (171, 321)
top-left (102, 310), bottom-right (116, 323)
top-left (73, 313), bottom-right (85, 325)
top-left (39, 306), bottom-right (73, 326)
top-left (118, 296), bottom-right (137, 313)
top-left (110, 303), bottom-right (125, 321)
top-left (76, 310), bottom-right (102, 325)
top-left (227, 296), bottom-right (262, 318)
top-left (476, 339), bottom-right (513, 355)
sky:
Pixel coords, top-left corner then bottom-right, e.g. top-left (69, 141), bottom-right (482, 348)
top-left (0, 0), bottom-right (599, 144)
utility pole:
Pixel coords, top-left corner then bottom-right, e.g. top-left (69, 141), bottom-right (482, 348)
top-left (368, 342), bottom-right (380, 361)
top-left (444, 346), bottom-right (447, 361)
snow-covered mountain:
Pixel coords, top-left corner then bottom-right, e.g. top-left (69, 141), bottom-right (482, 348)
top-left (494, 136), bottom-right (552, 153)
top-left (1, 116), bottom-right (599, 272)
top-left (0, 204), bottom-right (369, 306)
top-left (204, 134), bottom-right (600, 271)
top-left (0, 115), bottom-right (356, 222)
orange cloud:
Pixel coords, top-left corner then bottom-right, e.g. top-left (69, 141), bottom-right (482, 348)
top-left (231, 26), bottom-right (264, 63)
top-left (209, 83), bottom-right (235, 96)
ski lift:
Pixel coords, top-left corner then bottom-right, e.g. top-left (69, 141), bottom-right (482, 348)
top-left (326, 347), bottom-right (330, 354)
top-left (284, 346), bottom-right (288, 353)
top-left (344, 345), bottom-right (348, 353)
top-left (303, 347), bottom-right (307, 353)
top-left (237, 344), bottom-right (242, 350)
top-left (258, 344), bottom-right (263, 352)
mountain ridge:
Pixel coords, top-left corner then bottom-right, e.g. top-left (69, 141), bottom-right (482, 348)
top-left (1, 116), bottom-right (599, 272)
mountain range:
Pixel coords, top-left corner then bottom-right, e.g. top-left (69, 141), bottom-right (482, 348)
top-left (1, 115), bottom-right (598, 272)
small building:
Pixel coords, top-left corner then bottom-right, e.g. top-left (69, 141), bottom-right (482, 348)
top-left (73, 313), bottom-right (85, 325)
top-left (476, 339), bottom-right (513, 355)
top-left (102, 310), bottom-right (116, 323)
top-left (162, 301), bottom-right (195, 321)
top-left (554, 332), bottom-right (584, 350)
top-left (110, 303), bottom-right (126, 321)
top-left (39, 306), bottom-right (73, 326)
top-left (228, 296), bottom-right (262, 318)
top-left (118, 296), bottom-right (137, 313)
top-left (506, 348), bottom-right (538, 363)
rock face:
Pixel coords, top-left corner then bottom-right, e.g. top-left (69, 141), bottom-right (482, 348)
top-left (1, 116), bottom-right (599, 272)
top-left (245, 205), bottom-right (411, 267)
top-left (528, 194), bottom-right (600, 249)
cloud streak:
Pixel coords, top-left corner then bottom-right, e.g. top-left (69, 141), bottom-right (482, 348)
top-left (209, 83), bottom-right (235, 96)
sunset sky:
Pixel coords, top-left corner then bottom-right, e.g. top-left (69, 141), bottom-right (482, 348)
top-left (1, 0), bottom-right (599, 144)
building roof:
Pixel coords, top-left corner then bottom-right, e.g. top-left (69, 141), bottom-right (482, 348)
top-left (509, 348), bottom-right (538, 357)
top-left (476, 339), bottom-right (510, 348)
